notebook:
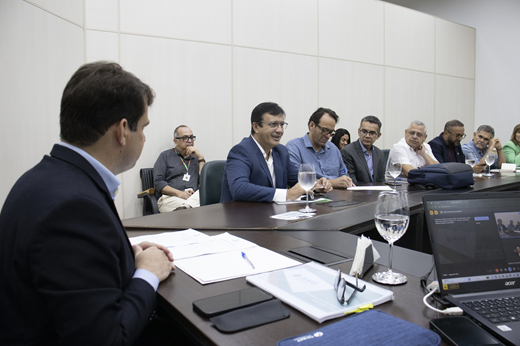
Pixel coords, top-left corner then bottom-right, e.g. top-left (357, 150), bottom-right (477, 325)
top-left (423, 191), bottom-right (520, 346)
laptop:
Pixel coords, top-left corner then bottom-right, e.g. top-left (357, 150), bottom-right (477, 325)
top-left (423, 191), bottom-right (520, 346)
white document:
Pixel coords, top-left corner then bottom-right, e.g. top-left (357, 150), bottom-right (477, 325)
top-left (129, 228), bottom-right (209, 247)
top-left (275, 197), bottom-right (329, 205)
top-left (247, 261), bottom-right (394, 323)
top-left (347, 186), bottom-right (393, 191)
top-left (270, 211), bottom-right (315, 220)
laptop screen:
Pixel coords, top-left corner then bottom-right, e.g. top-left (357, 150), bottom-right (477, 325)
top-left (423, 192), bottom-right (520, 296)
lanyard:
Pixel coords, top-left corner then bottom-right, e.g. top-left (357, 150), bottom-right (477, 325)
top-left (174, 148), bottom-right (191, 172)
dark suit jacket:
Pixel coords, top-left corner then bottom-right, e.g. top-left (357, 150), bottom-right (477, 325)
top-left (341, 140), bottom-right (385, 185)
top-left (220, 136), bottom-right (298, 202)
top-left (0, 145), bottom-right (156, 345)
top-left (428, 133), bottom-right (465, 164)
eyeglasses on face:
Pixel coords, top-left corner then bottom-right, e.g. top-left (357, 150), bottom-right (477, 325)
top-left (260, 121), bottom-right (288, 130)
top-left (175, 135), bottom-right (196, 142)
top-left (406, 130), bottom-right (425, 138)
top-left (359, 129), bottom-right (378, 137)
top-left (447, 131), bottom-right (466, 139)
top-left (333, 269), bottom-right (366, 305)
top-left (315, 123), bottom-right (336, 137)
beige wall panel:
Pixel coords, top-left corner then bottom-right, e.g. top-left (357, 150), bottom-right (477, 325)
top-left (120, 0), bottom-right (231, 44)
top-left (85, 0), bottom-right (118, 31)
top-left (435, 18), bottom-right (476, 79)
top-left (384, 67), bottom-right (435, 149)
top-left (233, 0), bottom-right (317, 55)
top-left (319, 0), bottom-right (384, 65)
top-left (434, 75), bottom-right (475, 141)
top-left (86, 30), bottom-right (119, 63)
top-left (119, 34), bottom-right (232, 218)
top-left (233, 47), bottom-right (318, 147)
top-left (27, 0), bottom-right (83, 25)
top-left (384, 3), bottom-right (434, 73)
top-left (0, 1), bottom-right (84, 208)
top-left (318, 58), bottom-right (384, 144)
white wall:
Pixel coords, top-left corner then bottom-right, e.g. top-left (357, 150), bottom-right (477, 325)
top-left (0, 0), bottom-right (476, 219)
top-left (385, 0), bottom-right (520, 145)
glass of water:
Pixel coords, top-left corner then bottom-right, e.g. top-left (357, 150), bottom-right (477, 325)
top-left (465, 152), bottom-right (477, 169)
top-left (372, 190), bottom-right (410, 285)
top-left (484, 153), bottom-right (495, 176)
top-left (298, 163), bottom-right (316, 213)
top-left (386, 157), bottom-right (402, 191)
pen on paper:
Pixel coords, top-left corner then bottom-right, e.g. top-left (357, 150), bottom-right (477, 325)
top-left (241, 251), bottom-right (255, 269)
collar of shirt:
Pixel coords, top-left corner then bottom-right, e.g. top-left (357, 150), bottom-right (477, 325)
top-left (304, 132), bottom-right (328, 153)
top-left (251, 136), bottom-right (276, 186)
top-left (358, 139), bottom-right (373, 156)
top-left (57, 142), bottom-right (121, 200)
top-left (251, 135), bottom-right (273, 161)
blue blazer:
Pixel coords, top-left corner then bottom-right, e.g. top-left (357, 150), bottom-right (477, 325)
top-left (428, 133), bottom-right (465, 164)
top-left (220, 136), bottom-right (298, 202)
top-left (0, 145), bottom-right (156, 345)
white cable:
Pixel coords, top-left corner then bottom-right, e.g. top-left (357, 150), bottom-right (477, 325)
top-left (423, 285), bottom-right (463, 315)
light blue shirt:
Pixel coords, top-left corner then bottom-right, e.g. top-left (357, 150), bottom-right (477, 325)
top-left (461, 140), bottom-right (498, 169)
top-left (56, 142), bottom-right (159, 291)
top-left (286, 133), bottom-right (348, 179)
top-left (359, 139), bottom-right (374, 180)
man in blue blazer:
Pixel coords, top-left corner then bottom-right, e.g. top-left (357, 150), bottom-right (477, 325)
top-left (0, 62), bottom-right (174, 345)
top-left (428, 119), bottom-right (467, 164)
top-left (221, 102), bottom-right (332, 203)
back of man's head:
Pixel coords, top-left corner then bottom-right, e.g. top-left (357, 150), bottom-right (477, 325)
top-left (250, 102), bottom-right (285, 135)
top-left (308, 107), bottom-right (339, 127)
top-left (60, 61), bottom-right (155, 147)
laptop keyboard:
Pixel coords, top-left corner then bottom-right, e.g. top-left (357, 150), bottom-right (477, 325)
top-left (464, 297), bottom-right (520, 323)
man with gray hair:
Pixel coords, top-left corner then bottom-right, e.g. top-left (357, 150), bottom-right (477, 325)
top-left (386, 121), bottom-right (439, 180)
top-left (341, 115), bottom-right (385, 184)
top-left (462, 125), bottom-right (505, 172)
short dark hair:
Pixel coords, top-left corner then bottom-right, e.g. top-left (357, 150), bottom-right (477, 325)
top-left (60, 61), bottom-right (155, 146)
top-left (511, 124), bottom-right (520, 146)
top-left (331, 128), bottom-right (350, 149)
top-left (476, 125), bottom-right (495, 137)
top-left (359, 115), bottom-right (382, 133)
top-left (308, 108), bottom-right (339, 128)
top-left (444, 119), bottom-right (464, 132)
top-left (250, 102), bottom-right (285, 135)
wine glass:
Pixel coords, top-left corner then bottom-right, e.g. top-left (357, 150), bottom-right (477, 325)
top-left (372, 191), bottom-right (410, 285)
top-left (298, 163), bottom-right (316, 213)
top-left (484, 153), bottom-right (496, 177)
top-left (465, 152), bottom-right (477, 169)
top-left (386, 157), bottom-right (402, 191)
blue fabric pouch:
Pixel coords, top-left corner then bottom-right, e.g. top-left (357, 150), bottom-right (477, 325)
top-left (277, 310), bottom-right (440, 346)
top-left (407, 162), bottom-right (473, 189)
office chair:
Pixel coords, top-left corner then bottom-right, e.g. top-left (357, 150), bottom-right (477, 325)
top-left (137, 168), bottom-right (159, 216)
top-left (382, 149), bottom-right (390, 168)
top-left (199, 160), bottom-right (226, 206)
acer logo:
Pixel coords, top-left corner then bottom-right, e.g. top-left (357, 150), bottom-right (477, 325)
top-left (505, 281), bottom-right (516, 286)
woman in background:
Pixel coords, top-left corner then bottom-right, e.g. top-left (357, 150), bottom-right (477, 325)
top-left (331, 128), bottom-right (350, 150)
top-left (503, 124), bottom-right (520, 166)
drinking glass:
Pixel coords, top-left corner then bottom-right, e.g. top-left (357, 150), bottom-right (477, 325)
top-left (386, 157), bottom-right (402, 191)
top-left (372, 191), bottom-right (410, 285)
top-left (465, 152), bottom-right (477, 169)
top-left (484, 153), bottom-right (496, 176)
top-left (298, 163), bottom-right (316, 213)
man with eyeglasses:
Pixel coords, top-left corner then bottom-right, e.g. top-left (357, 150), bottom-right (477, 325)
top-left (286, 108), bottom-right (354, 189)
top-left (428, 120), bottom-right (469, 166)
top-left (461, 125), bottom-right (505, 173)
top-left (386, 121), bottom-right (439, 180)
top-left (341, 115), bottom-right (385, 185)
top-left (153, 125), bottom-right (205, 211)
top-left (220, 102), bottom-right (332, 203)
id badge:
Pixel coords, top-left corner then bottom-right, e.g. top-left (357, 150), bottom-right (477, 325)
top-left (183, 173), bottom-right (191, 181)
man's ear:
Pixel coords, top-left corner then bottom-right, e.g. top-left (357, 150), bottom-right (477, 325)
top-left (116, 118), bottom-right (129, 146)
top-left (376, 132), bottom-right (382, 140)
top-left (252, 122), bottom-right (259, 133)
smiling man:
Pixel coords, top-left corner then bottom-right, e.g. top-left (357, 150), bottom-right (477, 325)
top-left (461, 125), bottom-right (505, 173)
top-left (341, 116), bottom-right (385, 185)
top-left (220, 102), bottom-right (332, 202)
top-left (386, 120), bottom-right (439, 179)
top-left (286, 107), bottom-right (354, 189)
top-left (154, 125), bottom-right (205, 211)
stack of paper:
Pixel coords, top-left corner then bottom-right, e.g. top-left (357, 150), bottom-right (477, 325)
top-left (247, 262), bottom-right (394, 323)
top-left (130, 229), bottom-right (301, 284)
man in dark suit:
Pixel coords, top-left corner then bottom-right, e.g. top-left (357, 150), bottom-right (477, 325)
top-left (341, 116), bottom-right (385, 185)
top-left (220, 102), bottom-right (332, 203)
top-left (428, 119), bottom-right (467, 164)
top-left (0, 62), bottom-right (175, 345)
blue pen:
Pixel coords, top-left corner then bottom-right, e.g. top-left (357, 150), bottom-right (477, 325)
top-left (241, 251), bottom-right (255, 269)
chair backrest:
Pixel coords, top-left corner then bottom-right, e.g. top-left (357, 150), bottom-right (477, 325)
top-left (382, 149), bottom-right (390, 168)
top-left (140, 168), bottom-right (158, 215)
top-left (199, 160), bottom-right (226, 206)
